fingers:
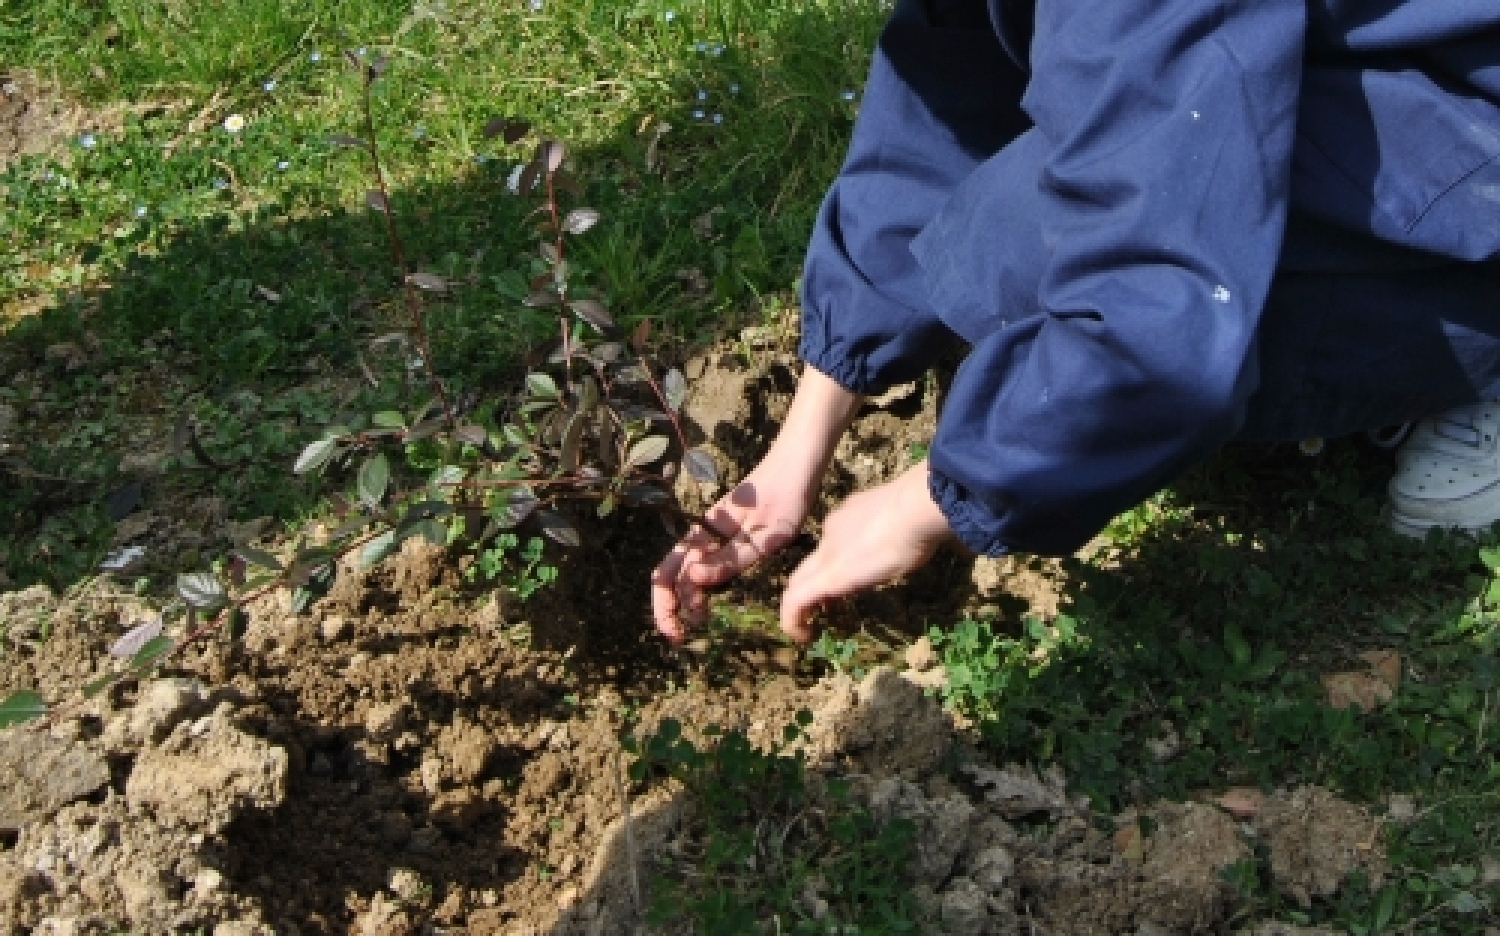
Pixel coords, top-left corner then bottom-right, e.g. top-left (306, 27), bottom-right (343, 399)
top-left (650, 545), bottom-right (690, 642)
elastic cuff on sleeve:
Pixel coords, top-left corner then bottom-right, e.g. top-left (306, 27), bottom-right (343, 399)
top-left (929, 468), bottom-right (1011, 557)
top-left (796, 336), bottom-right (889, 396)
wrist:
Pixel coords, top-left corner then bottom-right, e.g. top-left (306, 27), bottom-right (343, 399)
top-left (760, 364), bottom-right (864, 490)
top-left (899, 460), bottom-right (955, 545)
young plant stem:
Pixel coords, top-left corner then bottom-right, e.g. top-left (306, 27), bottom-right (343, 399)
top-left (359, 68), bottom-right (453, 425)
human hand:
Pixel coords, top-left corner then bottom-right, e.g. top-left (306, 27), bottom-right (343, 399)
top-left (651, 461), bottom-right (811, 643)
top-left (651, 365), bottom-right (863, 643)
top-left (779, 460), bottom-right (953, 642)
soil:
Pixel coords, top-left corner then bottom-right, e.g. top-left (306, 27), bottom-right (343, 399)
top-left (0, 326), bottom-right (1389, 934)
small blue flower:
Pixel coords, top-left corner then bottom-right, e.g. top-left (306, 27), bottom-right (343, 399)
top-left (79, 133), bottom-right (97, 149)
top-left (696, 89), bottom-right (707, 102)
top-left (694, 41), bottom-right (707, 52)
top-left (841, 89), bottom-right (857, 102)
top-left (664, 9), bottom-right (675, 20)
top-left (530, 0), bottom-right (543, 10)
top-left (711, 112), bottom-right (723, 125)
top-left (710, 43), bottom-right (725, 56)
top-left (134, 205), bottom-right (148, 218)
top-left (729, 83), bottom-right (740, 95)
top-left (474, 153), bottom-right (489, 164)
top-left (212, 178), bottom-right (228, 190)
top-left (357, 46), bottom-right (368, 56)
top-left (413, 125), bottom-right (427, 140)
top-left (263, 79), bottom-right (277, 92)
top-left (309, 51), bottom-right (322, 62)
top-left (276, 160), bottom-right (290, 171)
top-left (691, 108), bottom-right (705, 121)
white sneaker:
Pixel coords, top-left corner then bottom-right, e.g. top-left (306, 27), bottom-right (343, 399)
top-left (1389, 402), bottom-right (1500, 538)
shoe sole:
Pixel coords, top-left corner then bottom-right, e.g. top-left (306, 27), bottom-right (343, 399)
top-left (1390, 512), bottom-right (1495, 539)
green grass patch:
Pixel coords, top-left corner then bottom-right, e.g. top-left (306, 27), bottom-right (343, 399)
top-left (933, 441), bottom-right (1500, 933)
top-left (0, 0), bottom-right (884, 590)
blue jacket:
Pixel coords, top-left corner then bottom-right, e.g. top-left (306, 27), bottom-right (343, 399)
top-left (800, 0), bottom-right (1500, 556)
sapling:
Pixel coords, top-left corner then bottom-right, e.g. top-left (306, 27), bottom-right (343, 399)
top-left (1, 46), bottom-right (725, 730)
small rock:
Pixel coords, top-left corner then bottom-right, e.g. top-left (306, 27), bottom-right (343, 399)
top-left (904, 636), bottom-right (938, 672)
top-left (867, 381), bottom-right (917, 409)
top-left (110, 510), bottom-right (156, 544)
top-left (1214, 787), bottom-right (1266, 820)
top-left (968, 846), bottom-right (1014, 894)
top-left (1386, 793), bottom-right (1417, 823)
top-left (556, 885), bottom-right (580, 910)
top-left (1145, 721), bottom-right (1182, 762)
top-left (937, 878), bottom-right (989, 935)
top-left (193, 868), bottom-right (225, 898)
top-left (0, 730), bottom-right (111, 830)
top-left (900, 665), bottom-right (947, 691)
top-left (418, 756), bottom-right (445, 794)
top-left (321, 616), bottom-right (351, 642)
top-left (364, 703), bottom-right (405, 741)
top-left (386, 867), bottom-right (428, 903)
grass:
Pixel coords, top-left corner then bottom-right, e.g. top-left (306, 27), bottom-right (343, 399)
top-left (932, 440), bottom-right (1500, 933)
top-left (0, 0), bottom-right (885, 590)
top-left (2, 1), bottom-right (1497, 932)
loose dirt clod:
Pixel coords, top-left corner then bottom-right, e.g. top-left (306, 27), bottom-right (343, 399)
top-left (1256, 785), bottom-right (1388, 907)
top-left (0, 730), bottom-right (110, 831)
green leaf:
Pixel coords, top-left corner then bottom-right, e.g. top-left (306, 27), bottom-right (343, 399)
top-left (683, 448), bottom-right (719, 484)
top-left (626, 435), bottom-right (670, 470)
top-left (430, 464), bottom-right (466, 488)
top-left (371, 410), bottom-right (406, 429)
top-left (359, 530), bottom-right (397, 571)
top-left (526, 372), bottom-right (559, 399)
top-left (128, 635), bottom-right (175, 674)
top-left (177, 572), bottom-right (228, 610)
top-left (453, 424), bottom-right (488, 447)
top-left (569, 299), bottom-right (615, 334)
top-left (83, 674), bottom-right (117, 699)
top-left (294, 438), bottom-right (339, 475)
top-left (663, 368), bottom-right (688, 412)
top-left (0, 690), bottom-right (47, 727)
top-left (538, 511), bottom-right (580, 548)
top-left (358, 453), bottom-right (390, 508)
top-left (1224, 623), bottom-right (1252, 670)
top-left (491, 487), bottom-right (539, 528)
top-left (233, 546), bottom-right (284, 572)
top-left (399, 517), bottom-right (449, 547)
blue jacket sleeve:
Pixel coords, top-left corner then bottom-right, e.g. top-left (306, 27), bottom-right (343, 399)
top-left (919, 0), bottom-right (1306, 555)
top-left (799, 0), bottom-right (1030, 394)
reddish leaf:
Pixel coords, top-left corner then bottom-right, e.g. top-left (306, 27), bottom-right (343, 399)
top-left (406, 271), bottom-right (450, 292)
top-left (562, 208), bottom-right (600, 234)
top-left (631, 318), bottom-right (652, 353)
top-left (538, 139), bottom-right (565, 172)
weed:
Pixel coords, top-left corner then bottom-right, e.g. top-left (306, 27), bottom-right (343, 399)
top-left (622, 712), bottom-right (919, 933)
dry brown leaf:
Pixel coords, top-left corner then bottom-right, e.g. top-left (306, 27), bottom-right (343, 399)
top-left (1114, 822), bottom-right (1145, 865)
top-left (1358, 649), bottom-right (1402, 690)
top-left (1322, 670), bottom-right (1394, 713)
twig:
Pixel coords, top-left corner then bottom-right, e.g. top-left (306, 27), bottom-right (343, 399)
top-left (612, 750), bottom-right (643, 915)
top-left (358, 64), bottom-right (453, 426)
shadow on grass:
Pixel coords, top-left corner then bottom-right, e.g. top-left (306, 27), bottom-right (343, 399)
top-left (0, 0), bottom-right (884, 597)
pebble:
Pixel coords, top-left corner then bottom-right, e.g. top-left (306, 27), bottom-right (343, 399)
top-left (320, 616), bottom-right (350, 642)
top-left (904, 636), bottom-right (937, 672)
